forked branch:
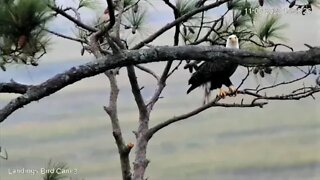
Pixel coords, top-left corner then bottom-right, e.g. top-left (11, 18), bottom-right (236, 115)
top-left (1, 45), bottom-right (320, 123)
top-left (104, 73), bottom-right (132, 180)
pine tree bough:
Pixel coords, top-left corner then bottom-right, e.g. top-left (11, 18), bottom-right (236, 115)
top-left (0, 45), bottom-right (320, 123)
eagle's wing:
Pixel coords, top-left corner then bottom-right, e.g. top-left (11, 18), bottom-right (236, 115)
top-left (187, 60), bottom-right (237, 94)
top-left (198, 59), bottom-right (237, 75)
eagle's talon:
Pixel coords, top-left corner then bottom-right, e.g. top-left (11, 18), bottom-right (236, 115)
top-left (218, 88), bottom-right (227, 98)
top-left (186, 35), bottom-right (239, 102)
top-left (228, 85), bottom-right (237, 96)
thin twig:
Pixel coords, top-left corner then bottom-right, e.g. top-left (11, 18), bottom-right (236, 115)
top-left (45, 29), bottom-right (86, 43)
top-left (0, 146), bottom-right (8, 160)
top-left (132, 0), bottom-right (231, 49)
top-left (49, 5), bottom-right (98, 32)
top-left (236, 67), bottom-right (250, 91)
top-left (135, 65), bottom-right (160, 81)
top-left (105, 0), bottom-right (116, 32)
top-left (245, 68), bottom-right (314, 94)
top-left (167, 60), bottom-right (183, 78)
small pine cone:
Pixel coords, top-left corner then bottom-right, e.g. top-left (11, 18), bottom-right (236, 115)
top-left (18, 35), bottom-right (27, 49)
top-left (258, 0), bottom-right (264, 6)
top-left (289, 0), bottom-right (296, 8)
top-left (133, 4), bottom-right (139, 13)
top-left (259, 70), bottom-right (265, 78)
top-left (264, 67), bottom-right (272, 74)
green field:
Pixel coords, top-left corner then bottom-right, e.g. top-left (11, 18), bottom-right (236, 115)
top-left (1, 71), bottom-right (320, 180)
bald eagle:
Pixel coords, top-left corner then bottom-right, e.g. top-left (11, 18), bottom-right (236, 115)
top-left (187, 35), bottom-right (239, 101)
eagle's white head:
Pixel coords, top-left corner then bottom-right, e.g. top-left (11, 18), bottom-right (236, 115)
top-left (226, 34), bottom-right (239, 49)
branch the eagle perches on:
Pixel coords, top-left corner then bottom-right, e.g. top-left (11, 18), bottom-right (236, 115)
top-left (1, 45), bottom-right (320, 123)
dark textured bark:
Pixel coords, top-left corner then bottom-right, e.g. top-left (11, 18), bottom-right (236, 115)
top-left (1, 45), bottom-right (320, 122)
top-left (127, 63), bottom-right (150, 180)
top-left (104, 73), bottom-right (132, 180)
top-left (131, 2), bottom-right (181, 179)
top-left (126, 65), bottom-right (150, 180)
top-left (127, 66), bottom-right (148, 116)
top-left (105, 0), bottom-right (116, 31)
top-left (103, 1), bottom-right (134, 178)
top-left (132, 117), bottom-right (150, 180)
top-left (0, 81), bottom-right (32, 94)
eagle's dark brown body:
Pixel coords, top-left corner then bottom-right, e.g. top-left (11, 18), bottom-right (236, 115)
top-left (187, 35), bottom-right (239, 98)
top-left (187, 60), bottom-right (238, 94)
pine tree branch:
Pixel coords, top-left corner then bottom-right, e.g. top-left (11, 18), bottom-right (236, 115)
top-left (132, 0), bottom-right (231, 49)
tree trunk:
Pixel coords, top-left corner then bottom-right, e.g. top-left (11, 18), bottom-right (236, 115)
top-left (119, 147), bottom-right (132, 180)
top-left (133, 119), bottom-right (150, 180)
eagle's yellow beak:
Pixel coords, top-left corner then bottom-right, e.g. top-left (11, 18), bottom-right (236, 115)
top-left (227, 35), bottom-right (239, 48)
top-left (230, 36), bottom-right (237, 44)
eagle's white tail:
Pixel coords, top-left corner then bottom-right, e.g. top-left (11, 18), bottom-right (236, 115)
top-left (202, 82), bottom-right (211, 105)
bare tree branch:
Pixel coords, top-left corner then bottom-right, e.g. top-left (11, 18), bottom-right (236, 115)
top-left (89, 5), bottom-right (132, 178)
top-left (163, 0), bottom-right (178, 12)
top-left (89, 0), bottom-right (119, 53)
top-left (105, 0), bottom-right (116, 31)
top-left (45, 29), bottom-right (86, 43)
top-left (145, 0), bottom-right (183, 112)
top-left (135, 65), bottom-right (160, 81)
top-left (240, 87), bottom-right (320, 103)
top-left (146, 100), bottom-right (267, 139)
top-left (132, 0), bottom-right (231, 49)
top-left (104, 73), bottom-right (132, 180)
top-left (0, 80), bottom-right (32, 94)
top-left (236, 67), bottom-right (250, 91)
top-left (256, 68), bottom-right (313, 93)
top-left (191, 11), bottom-right (228, 45)
top-left (127, 66), bottom-right (148, 116)
top-left (49, 5), bottom-right (98, 32)
top-left (1, 45), bottom-right (320, 122)
top-left (65, 7), bottom-right (82, 21)
top-left (167, 60), bottom-right (183, 78)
